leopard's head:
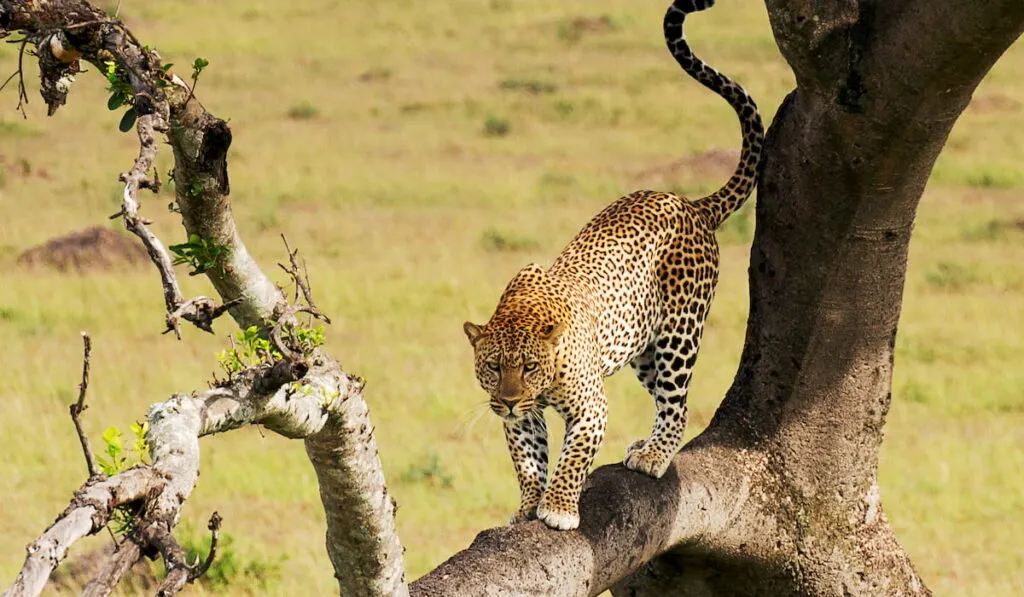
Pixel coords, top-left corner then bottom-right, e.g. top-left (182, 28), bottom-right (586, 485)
top-left (463, 317), bottom-right (564, 420)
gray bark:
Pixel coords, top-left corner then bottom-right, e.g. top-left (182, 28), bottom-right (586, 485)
top-left (414, 1), bottom-right (1024, 595)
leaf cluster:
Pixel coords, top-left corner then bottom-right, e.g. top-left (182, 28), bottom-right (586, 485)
top-left (169, 233), bottom-right (225, 276)
top-left (96, 422), bottom-right (151, 534)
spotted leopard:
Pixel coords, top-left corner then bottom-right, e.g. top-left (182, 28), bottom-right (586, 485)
top-left (464, 0), bottom-right (764, 531)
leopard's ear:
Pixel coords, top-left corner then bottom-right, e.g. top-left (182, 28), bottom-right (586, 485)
top-left (538, 320), bottom-right (565, 343)
top-left (463, 321), bottom-right (485, 346)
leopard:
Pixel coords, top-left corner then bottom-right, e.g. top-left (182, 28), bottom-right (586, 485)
top-left (463, 0), bottom-right (764, 531)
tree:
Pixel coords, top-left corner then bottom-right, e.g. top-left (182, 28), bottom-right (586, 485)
top-left (2, 1), bottom-right (1021, 596)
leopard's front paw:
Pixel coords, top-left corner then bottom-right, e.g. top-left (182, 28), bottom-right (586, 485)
top-left (624, 441), bottom-right (672, 479)
top-left (508, 507), bottom-right (538, 525)
top-left (536, 499), bottom-right (579, 531)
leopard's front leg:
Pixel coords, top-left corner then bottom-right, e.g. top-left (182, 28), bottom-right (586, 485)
top-left (537, 391), bottom-right (607, 530)
top-left (504, 411), bottom-right (549, 524)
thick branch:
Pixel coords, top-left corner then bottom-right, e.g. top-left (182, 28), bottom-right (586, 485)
top-left (3, 468), bottom-right (157, 597)
top-left (4, 353), bottom-right (353, 597)
top-left (412, 440), bottom-right (756, 596)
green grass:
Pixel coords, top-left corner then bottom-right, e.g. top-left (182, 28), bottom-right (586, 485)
top-left (0, 1), bottom-right (1021, 595)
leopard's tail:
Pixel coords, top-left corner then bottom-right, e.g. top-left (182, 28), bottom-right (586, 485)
top-left (664, 0), bottom-right (764, 230)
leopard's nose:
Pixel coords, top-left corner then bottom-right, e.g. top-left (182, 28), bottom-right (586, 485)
top-left (499, 397), bottom-right (519, 409)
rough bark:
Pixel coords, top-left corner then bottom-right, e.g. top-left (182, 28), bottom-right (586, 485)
top-left (413, 1), bottom-right (1024, 595)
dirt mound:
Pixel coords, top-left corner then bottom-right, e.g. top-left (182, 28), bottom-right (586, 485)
top-left (17, 226), bottom-right (149, 273)
top-left (630, 148), bottom-right (739, 190)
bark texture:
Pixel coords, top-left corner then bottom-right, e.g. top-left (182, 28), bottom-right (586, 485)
top-left (414, 1), bottom-right (1024, 595)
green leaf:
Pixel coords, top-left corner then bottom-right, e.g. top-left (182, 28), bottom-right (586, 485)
top-left (102, 426), bottom-right (124, 451)
top-left (160, 62), bottom-right (174, 73)
top-left (118, 108), bottom-right (137, 133)
top-left (193, 57), bottom-right (210, 71)
top-left (130, 421), bottom-right (148, 439)
top-left (96, 455), bottom-right (118, 476)
top-left (107, 93), bottom-right (125, 111)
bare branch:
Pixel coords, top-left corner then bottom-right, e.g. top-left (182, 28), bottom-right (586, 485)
top-left (70, 331), bottom-right (100, 479)
top-left (278, 235), bottom-right (331, 324)
top-left (0, 37), bottom-right (29, 118)
top-left (3, 468), bottom-right (157, 597)
top-left (142, 523), bottom-right (189, 597)
top-left (115, 110), bottom-right (188, 336)
top-left (80, 541), bottom-right (142, 597)
top-left (14, 38), bottom-right (27, 117)
top-left (189, 512), bottom-right (222, 584)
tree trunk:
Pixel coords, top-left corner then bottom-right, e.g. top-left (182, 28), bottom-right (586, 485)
top-left (413, 1), bottom-right (1024, 595)
top-left (616, 0), bottom-right (1024, 594)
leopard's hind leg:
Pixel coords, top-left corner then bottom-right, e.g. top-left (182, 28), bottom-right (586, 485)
top-left (624, 302), bottom-right (709, 478)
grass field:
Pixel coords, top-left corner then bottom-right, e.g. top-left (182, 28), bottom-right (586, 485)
top-left (1, 0), bottom-right (1022, 594)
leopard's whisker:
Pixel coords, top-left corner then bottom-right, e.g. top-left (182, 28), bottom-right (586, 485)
top-left (453, 402), bottom-right (492, 439)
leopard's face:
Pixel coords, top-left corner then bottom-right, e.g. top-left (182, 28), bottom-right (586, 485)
top-left (464, 320), bottom-right (563, 420)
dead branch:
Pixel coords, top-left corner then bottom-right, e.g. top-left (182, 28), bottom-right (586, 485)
top-left (0, 37), bottom-right (29, 117)
top-left (278, 234), bottom-right (331, 324)
top-left (80, 541), bottom-right (141, 597)
top-left (70, 331), bottom-right (100, 478)
top-left (189, 512), bottom-right (223, 583)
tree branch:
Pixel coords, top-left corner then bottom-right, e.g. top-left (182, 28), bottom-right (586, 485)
top-left (80, 541), bottom-right (142, 597)
top-left (1, 2), bottom-right (408, 595)
top-left (3, 468), bottom-right (157, 597)
top-left (411, 440), bottom-right (758, 596)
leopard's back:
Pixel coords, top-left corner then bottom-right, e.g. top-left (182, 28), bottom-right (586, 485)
top-left (549, 190), bottom-right (717, 376)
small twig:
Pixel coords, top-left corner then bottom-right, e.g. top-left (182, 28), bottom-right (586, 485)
top-left (189, 512), bottom-right (222, 583)
top-left (164, 296), bottom-right (242, 336)
top-left (70, 332), bottom-right (100, 479)
top-left (15, 38), bottom-right (29, 118)
top-left (62, 19), bottom-right (118, 31)
top-left (277, 235), bottom-right (331, 324)
top-left (0, 68), bottom-right (18, 93)
top-left (184, 71), bottom-right (199, 106)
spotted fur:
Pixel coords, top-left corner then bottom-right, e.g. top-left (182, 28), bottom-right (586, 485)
top-left (464, 0), bottom-right (764, 530)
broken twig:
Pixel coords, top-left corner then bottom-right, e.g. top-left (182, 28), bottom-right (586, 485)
top-left (70, 331), bottom-right (100, 478)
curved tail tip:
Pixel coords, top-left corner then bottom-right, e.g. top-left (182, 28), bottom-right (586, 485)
top-left (674, 0), bottom-right (716, 14)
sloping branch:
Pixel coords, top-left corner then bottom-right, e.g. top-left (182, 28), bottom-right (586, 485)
top-left (412, 438), bottom-right (759, 596)
top-left (0, 1), bottom-right (407, 596)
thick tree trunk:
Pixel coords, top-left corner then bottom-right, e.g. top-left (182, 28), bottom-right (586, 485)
top-left (615, 0), bottom-right (1024, 594)
top-left (414, 1), bottom-right (1024, 595)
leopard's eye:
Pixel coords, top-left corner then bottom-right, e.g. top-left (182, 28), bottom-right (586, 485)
top-left (485, 361), bottom-right (501, 372)
top-left (523, 362), bottom-right (539, 372)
